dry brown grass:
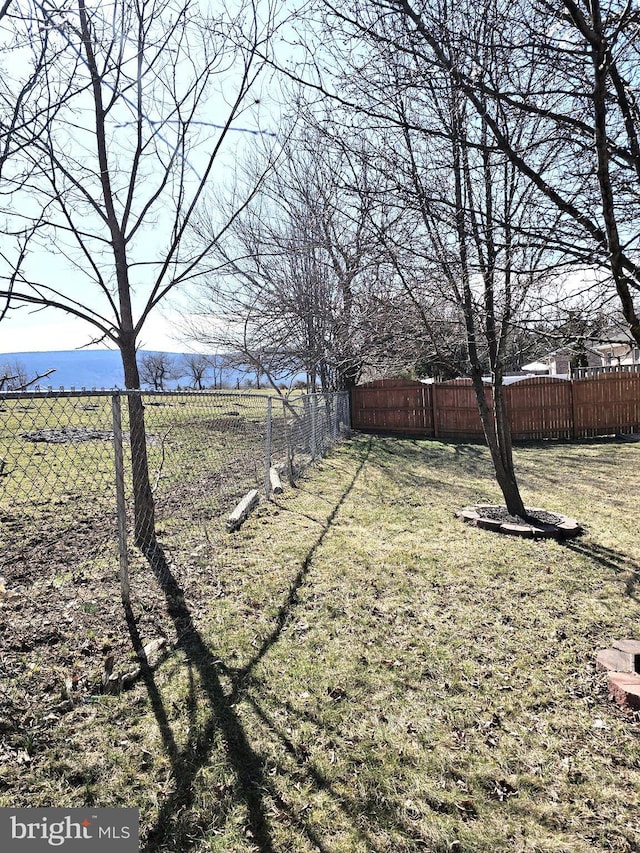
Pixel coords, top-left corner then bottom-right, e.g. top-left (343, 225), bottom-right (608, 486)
top-left (2, 433), bottom-right (640, 852)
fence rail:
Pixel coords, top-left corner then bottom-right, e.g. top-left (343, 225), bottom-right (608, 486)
top-left (351, 374), bottom-right (640, 440)
top-left (572, 363), bottom-right (640, 378)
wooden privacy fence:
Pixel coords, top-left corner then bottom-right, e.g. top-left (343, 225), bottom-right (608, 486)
top-left (350, 374), bottom-right (640, 440)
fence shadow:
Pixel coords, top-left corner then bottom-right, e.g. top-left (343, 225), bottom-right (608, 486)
top-left (131, 438), bottom-right (384, 851)
top-left (559, 539), bottom-right (640, 601)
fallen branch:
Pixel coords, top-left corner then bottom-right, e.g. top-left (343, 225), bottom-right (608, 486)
top-left (227, 489), bottom-right (259, 532)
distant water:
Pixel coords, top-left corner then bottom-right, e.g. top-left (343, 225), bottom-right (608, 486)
top-left (0, 350), bottom-right (297, 391)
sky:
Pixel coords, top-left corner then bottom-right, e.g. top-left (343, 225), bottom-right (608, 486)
top-left (0, 305), bottom-right (197, 354)
top-left (0, 0), bottom-right (286, 358)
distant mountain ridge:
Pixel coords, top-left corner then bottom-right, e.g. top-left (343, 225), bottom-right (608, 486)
top-left (0, 350), bottom-right (249, 391)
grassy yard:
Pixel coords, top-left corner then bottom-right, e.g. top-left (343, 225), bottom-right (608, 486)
top-left (2, 433), bottom-right (640, 852)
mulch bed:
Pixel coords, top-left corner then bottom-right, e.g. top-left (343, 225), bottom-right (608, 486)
top-left (456, 504), bottom-right (582, 539)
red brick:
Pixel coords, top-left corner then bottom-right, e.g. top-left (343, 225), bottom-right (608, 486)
top-left (556, 518), bottom-right (580, 532)
top-left (612, 639), bottom-right (640, 672)
top-left (612, 638), bottom-right (640, 655)
top-left (501, 522), bottom-right (534, 537)
top-left (476, 517), bottom-right (502, 531)
top-left (457, 508), bottom-right (478, 522)
top-left (596, 648), bottom-right (636, 673)
top-left (608, 672), bottom-right (640, 710)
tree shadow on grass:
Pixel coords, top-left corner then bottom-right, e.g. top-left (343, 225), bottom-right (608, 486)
top-left (125, 557), bottom-right (276, 852)
top-left (209, 436), bottom-right (448, 850)
top-left (238, 691), bottom-right (450, 851)
top-left (230, 440), bottom-right (372, 681)
top-left (131, 438), bottom-right (382, 852)
top-left (559, 539), bottom-right (640, 601)
top-left (350, 437), bottom-right (432, 494)
top-left (363, 434), bottom-right (494, 488)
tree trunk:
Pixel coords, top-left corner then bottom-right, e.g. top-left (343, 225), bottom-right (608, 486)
top-left (492, 378), bottom-right (525, 516)
top-left (338, 360), bottom-right (360, 391)
top-left (471, 372), bottom-right (526, 518)
top-left (586, 0), bottom-right (640, 347)
top-left (120, 336), bottom-right (156, 550)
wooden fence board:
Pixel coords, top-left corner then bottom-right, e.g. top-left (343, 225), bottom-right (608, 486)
top-left (351, 382), bottom-right (433, 434)
top-left (505, 377), bottom-right (573, 440)
top-left (433, 381), bottom-right (485, 438)
top-left (573, 373), bottom-right (640, 436)
top-left (351, 373), bottom-right (640, 441)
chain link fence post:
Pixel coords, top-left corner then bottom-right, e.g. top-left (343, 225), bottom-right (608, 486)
top-left (321, 393), bottom-right (330, 451)
top-left (310, 393), bottom-right (318, 459)
top-left (264, 396), bottom-right (272, 500)
top-left (283, 399), bottom-right (295, 485)
top-left (302, 395), bottom-right (309, 458)
top-left (111, 392), bottom-right (130, 606)
top-left (330, 392), bottom-right (338, 441)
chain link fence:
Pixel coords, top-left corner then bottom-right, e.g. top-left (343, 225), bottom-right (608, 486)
top-left (0, 386), bottom-right (349, 730)
top-left (0, 387), bottom-right (349, 613)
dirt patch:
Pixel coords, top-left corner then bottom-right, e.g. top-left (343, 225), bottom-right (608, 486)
top-left (20, 428), bottom-right (166, 446)
top-left (22, 428), bottom-right (115, 443)
top-left (0, 504), bottom-right (224, 781)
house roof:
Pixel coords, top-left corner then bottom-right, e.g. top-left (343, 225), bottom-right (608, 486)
top-left (522, 360), bottom-right (550, 372)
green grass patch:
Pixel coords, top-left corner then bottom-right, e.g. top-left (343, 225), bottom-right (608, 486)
top-left (2, 434), bottom-right (640, 852)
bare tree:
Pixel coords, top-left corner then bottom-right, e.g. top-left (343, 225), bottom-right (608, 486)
top-left (282, 0), bottom-right (564, 515)
top-left (339, 0), bottom-right (640, 345)
top-left (187, 121), bottom-right (401, 391)
top-left (0, 0), bottom-right (280, 549)
top-left (0, 359), bottom-right (27, 390)
top-left (139, 352), bottom-right (181, 391)
top-left (387, 81), bottom-right (555, 514)
top-left (181, 353), bottom-right (211, 390)
top-left (0, 358), bottom-right (55, 390)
